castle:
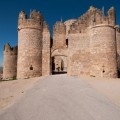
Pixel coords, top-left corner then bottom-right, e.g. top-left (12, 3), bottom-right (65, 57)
top-left (3, 6), bottom-right (120, 80)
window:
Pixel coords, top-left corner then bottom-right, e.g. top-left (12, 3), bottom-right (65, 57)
top-left (30, 65), bottom-right (33, 70)
top-left (66, 39), bottom-right (68, 47)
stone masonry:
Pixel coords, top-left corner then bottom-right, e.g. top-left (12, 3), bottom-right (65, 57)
top-left (17, 10), bottom-right (43, 79)
top-left (3, 6), bottom-right (120, 79)
top-left (3, 44), bottom-right (17, 80)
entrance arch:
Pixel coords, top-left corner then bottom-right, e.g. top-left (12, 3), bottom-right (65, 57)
top-left (51, 49), bottom-right (68, 74)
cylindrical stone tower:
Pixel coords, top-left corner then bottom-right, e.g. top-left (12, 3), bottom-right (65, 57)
top-left (116, 26), bottom-right (120, 72)
top-left (17, 10), bottom-right (44, 79)
top-left (3, 44), bottom-right (17, 80)
top-left (89, 25), bottom-right (118, 78)
top-left (53, 22), bottom-right (66, 49)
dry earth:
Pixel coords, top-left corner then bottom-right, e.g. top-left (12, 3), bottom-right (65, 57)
top-left (79, 75), bottom-right (120, 107)
top-left (0, 77), bottom-right (43, 111)
top-left (0, 75), bottom-right (120, 113)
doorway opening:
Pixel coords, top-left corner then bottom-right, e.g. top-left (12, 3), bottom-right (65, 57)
top-left (52, 56), bottom-right (67, 75)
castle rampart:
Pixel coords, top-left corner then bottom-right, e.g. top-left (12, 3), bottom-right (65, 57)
top-left (67, 32), bottom-right (90, 76)
top-left (64, 19), bottom-right (77, 38)
top-left (3, 44), bottom-right (17, 80)
top-left (42, 21), bottom-right (51, 76)
top-left (53, 22), bottom-right (66, 49)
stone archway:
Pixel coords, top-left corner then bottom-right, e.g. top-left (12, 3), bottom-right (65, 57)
top-left (53, 55), bottom-right (67, 73)
top-left (51, 48), bottom-right (68, 74)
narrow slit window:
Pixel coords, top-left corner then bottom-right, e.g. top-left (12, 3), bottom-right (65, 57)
top-left (30, 65), bottom-right (33, 70)
top-left (66, 39), bottom-right (68, 47)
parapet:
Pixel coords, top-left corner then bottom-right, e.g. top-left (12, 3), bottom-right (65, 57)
top-left (64, 19), bottom-right (77, 38)
top-left (69, 6), bottom-right (116, 34)
top-left (4, 43), bottom-right (17, 55)
top-left (18, 11), bottom-right (26, 20)
top-left (30, 10), bottom-right (43, 23)
top-left (64, 19), bottom-right (77, 26)
top-left (18, 10), bottom-right (44, 30)
top-left (53, 21), bottom-right (66, 34)
top-left (43, 21), bottom-right (50, 32)
top-left (108, 7), bottom-right (116, 26)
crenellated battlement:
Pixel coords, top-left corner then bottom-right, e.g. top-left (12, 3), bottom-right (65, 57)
top-left (18, 10), bottom-right (44, 30)
top-left (4, 43), bottom-right (17, 55)
top-left (53, 21), bottom-right (66, 34)
top-left (108, 7), bottom-right (116, 26)
top-left (43, 21), bottom-right (50, 32)
top-left (69, 6), bottom-right (116, 34)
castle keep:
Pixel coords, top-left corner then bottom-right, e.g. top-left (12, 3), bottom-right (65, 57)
top-left (3, 6), bottom-right (120, 79)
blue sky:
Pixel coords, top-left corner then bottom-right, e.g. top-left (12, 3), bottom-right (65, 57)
top-left (0, 0), bottom-right (120, 66)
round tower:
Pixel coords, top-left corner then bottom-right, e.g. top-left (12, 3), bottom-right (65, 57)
top-left (17, 10), bottom-right (44, 79)
top-left (53, 22), bottom-right (66, 49)
top-left (3, 43), bottom-right (17, 80)
top-left (89, 24), bottom-right (118, 78)
top-left (116, 26), bottom-right (120, 72)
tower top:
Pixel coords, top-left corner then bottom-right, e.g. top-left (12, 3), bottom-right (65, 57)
top-left (89, 6), bottom-right (96, 11)
top-left (19, 10), bottom-right (26, 19)
top-left (18, 10), bottom-right (44, 30)
top-left (53, 21), bottom-right (66, 34)
top-left (4, 43), bottom-right (17, 54)
top-left (43, 21), bottom-right (50, 32)
top-left (30, 10), bottom-right (43, 21)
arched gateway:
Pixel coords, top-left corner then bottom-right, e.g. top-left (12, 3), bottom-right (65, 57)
top-left (51, 48), bottom-right (68, 74)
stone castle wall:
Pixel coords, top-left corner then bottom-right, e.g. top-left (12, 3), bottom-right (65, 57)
top-left (64, 19), bottom-right (77, 38)
top-left (3, 6), bottom-right (119, 79)
top-left (3, 44), bottom-right (17, 80)
top-left (67, 6), bottom-right (118, 78)
top-left (53, 22), bottom-right (66, 49)
top-left (68, 33), bottom-right (90, 76)
top-left (42, 22), bottom-right (51, 76)
top-left (17, 10), bottom-right (43, 79)
top-left (116, 28), bottom-right (120, 71)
